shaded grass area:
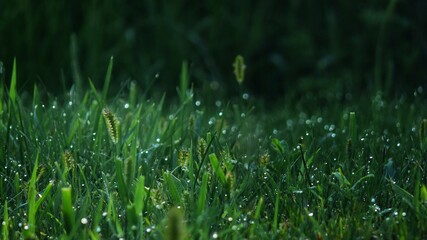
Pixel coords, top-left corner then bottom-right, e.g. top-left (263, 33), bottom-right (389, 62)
top-left (1, 0), bottom-right (426, 97)
top-left (1, 61), bottom-right (427, 239)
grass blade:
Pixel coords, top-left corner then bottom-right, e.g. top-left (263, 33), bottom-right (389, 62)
top-left (273, 193), bottom-right (279, 233)
top-left (9, 58), bottom-right (17, 106)
top-left (115, 158), bottom-right (128, 204)
top-left (2, 201), bottom-right (9, 240)
top-left (209, 153), bottom-right (226, 185)
top-left (166, 207), bottom-right (187, 240)
top-left (62, 187), bottom-right (75, 234)
top-left (35, 182), bottom-right (53, 211)
top-left (24, 150), bottom-right (39, 238)
top-left (197, 172), bottom-right (208, 216)
top-left (163, 171), bottom-right (183, 206)
top-left (349, 112), bottom-right (357, 143)
top-left (102, 56), bottom-right (114, 103)
top-left (179, 61), bottom-right (189, 104)
top-left (134, 176), bottom-right (146, 217)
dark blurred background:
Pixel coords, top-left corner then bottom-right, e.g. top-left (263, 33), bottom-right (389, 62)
top-left (1, 0), bottom-right (426, 101)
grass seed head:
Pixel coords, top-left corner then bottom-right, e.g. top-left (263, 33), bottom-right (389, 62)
top-left (124, 157), bottom-right (134, 185)
top-left (225, 171), bottom-right (235, 193)
top-left (259, 152), bottom-right (270, 167)
top-left (62, 150), bottom-right (75, 170)
top-left (233, 55), bottom-right (246, 85)
top-left (178, 148), bottom-right (190, 169)
top-left (197, 137), bottom-right (207, 162)
top-left (103, 107), bottom-right (120, 144)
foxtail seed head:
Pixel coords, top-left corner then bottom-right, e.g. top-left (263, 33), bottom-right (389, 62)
top-left (103, 107), bottom-right (120, 144)
top-left (178, 148), bottom-right (190, 169)
top-left (259, 152), bottom-right (270, 168)
top-left (197, 137), bottom-right (207, 162)
top-left (62, 150), bottom-right (75, 170)
top-left (233, 55), bottom-right (246, 85)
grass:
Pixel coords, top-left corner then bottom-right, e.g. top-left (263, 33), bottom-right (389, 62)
top-left (1, 60), bottom-right (427, 239)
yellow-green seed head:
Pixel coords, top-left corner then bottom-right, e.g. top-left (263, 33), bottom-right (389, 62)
top-left (62, 150), bottom-right (75, 170)
top-left (178, 148), bottom-right (190, 169)
top-left (233, 55), bottom-right (246, 85)
top-left (103, 107), bottom-right (120, 144)
top-left (259, 152), bottom-right (270, 167)
top-left (197, 138), bottom-right (207, 162)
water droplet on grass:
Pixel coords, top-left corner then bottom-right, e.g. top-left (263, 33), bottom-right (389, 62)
top-left (242, 93), bottom-right (249, 100)
top-left (81, 218), bottom-right (88, 224)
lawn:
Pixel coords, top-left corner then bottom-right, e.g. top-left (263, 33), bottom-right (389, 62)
top-left (1, 58), bottom-right (427, 239)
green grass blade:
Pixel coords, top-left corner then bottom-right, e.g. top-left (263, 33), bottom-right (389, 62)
top-left (2, 201), bottom-right (8, 240)
top-left (250, 196), bottom-right (264, 238)
top-left (9, 58), bottom-right (17, 106)
top-left (32, 84), bottom-right (40, 107)
top-left (421, 184), bottom-right (427, 203)
top-left (209, 153), bottom-right (226, 185)
top-left (34, 182), bottom-right (53, 211)
top-left (129, 81), bottom-right (137, 109)
top-left (254, 196), bottom-right (264, 220)
top-left (392, 183), bottom-right (414, 209)
top-left (349, 112), bottom-right (357, 143)
top-left (61, 187), bottom-right (75, 234)
top-left (92, 197), bottom-right (104, 233)
top-left (163, 171), bottom-right (183, 206)
top-left (351, 174), bottom-right (374, 190)
top-left (89, 78), bottom-right (102, 106)
top-left (25, 150), bottom-right (39, 238)
top-left (273, 193), bottom-right (279, 233)
top-left (134, 176), bottom-right (146, 217)
top-left (115, 158), bottom-right (128, 204)
top-left (197, 172), bottom-right (208, 216)
top-left (166, 207), bottom-right (186, 240)
top-left (179, 61), bottom-right (189, 104)
top-left (102, 56), bottom-right (114, 103)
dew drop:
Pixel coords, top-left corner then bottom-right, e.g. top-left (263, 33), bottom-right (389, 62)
top-left (81, 218), bottom-right (88, 224)
top-left (242, 93), bottom-right (249, 100)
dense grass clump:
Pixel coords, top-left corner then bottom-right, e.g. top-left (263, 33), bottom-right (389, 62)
top-left (1, 61), bottom-right (427, 239)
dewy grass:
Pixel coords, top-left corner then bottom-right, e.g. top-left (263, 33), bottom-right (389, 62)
top-left (2, 61), bottom-right (427, 239)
